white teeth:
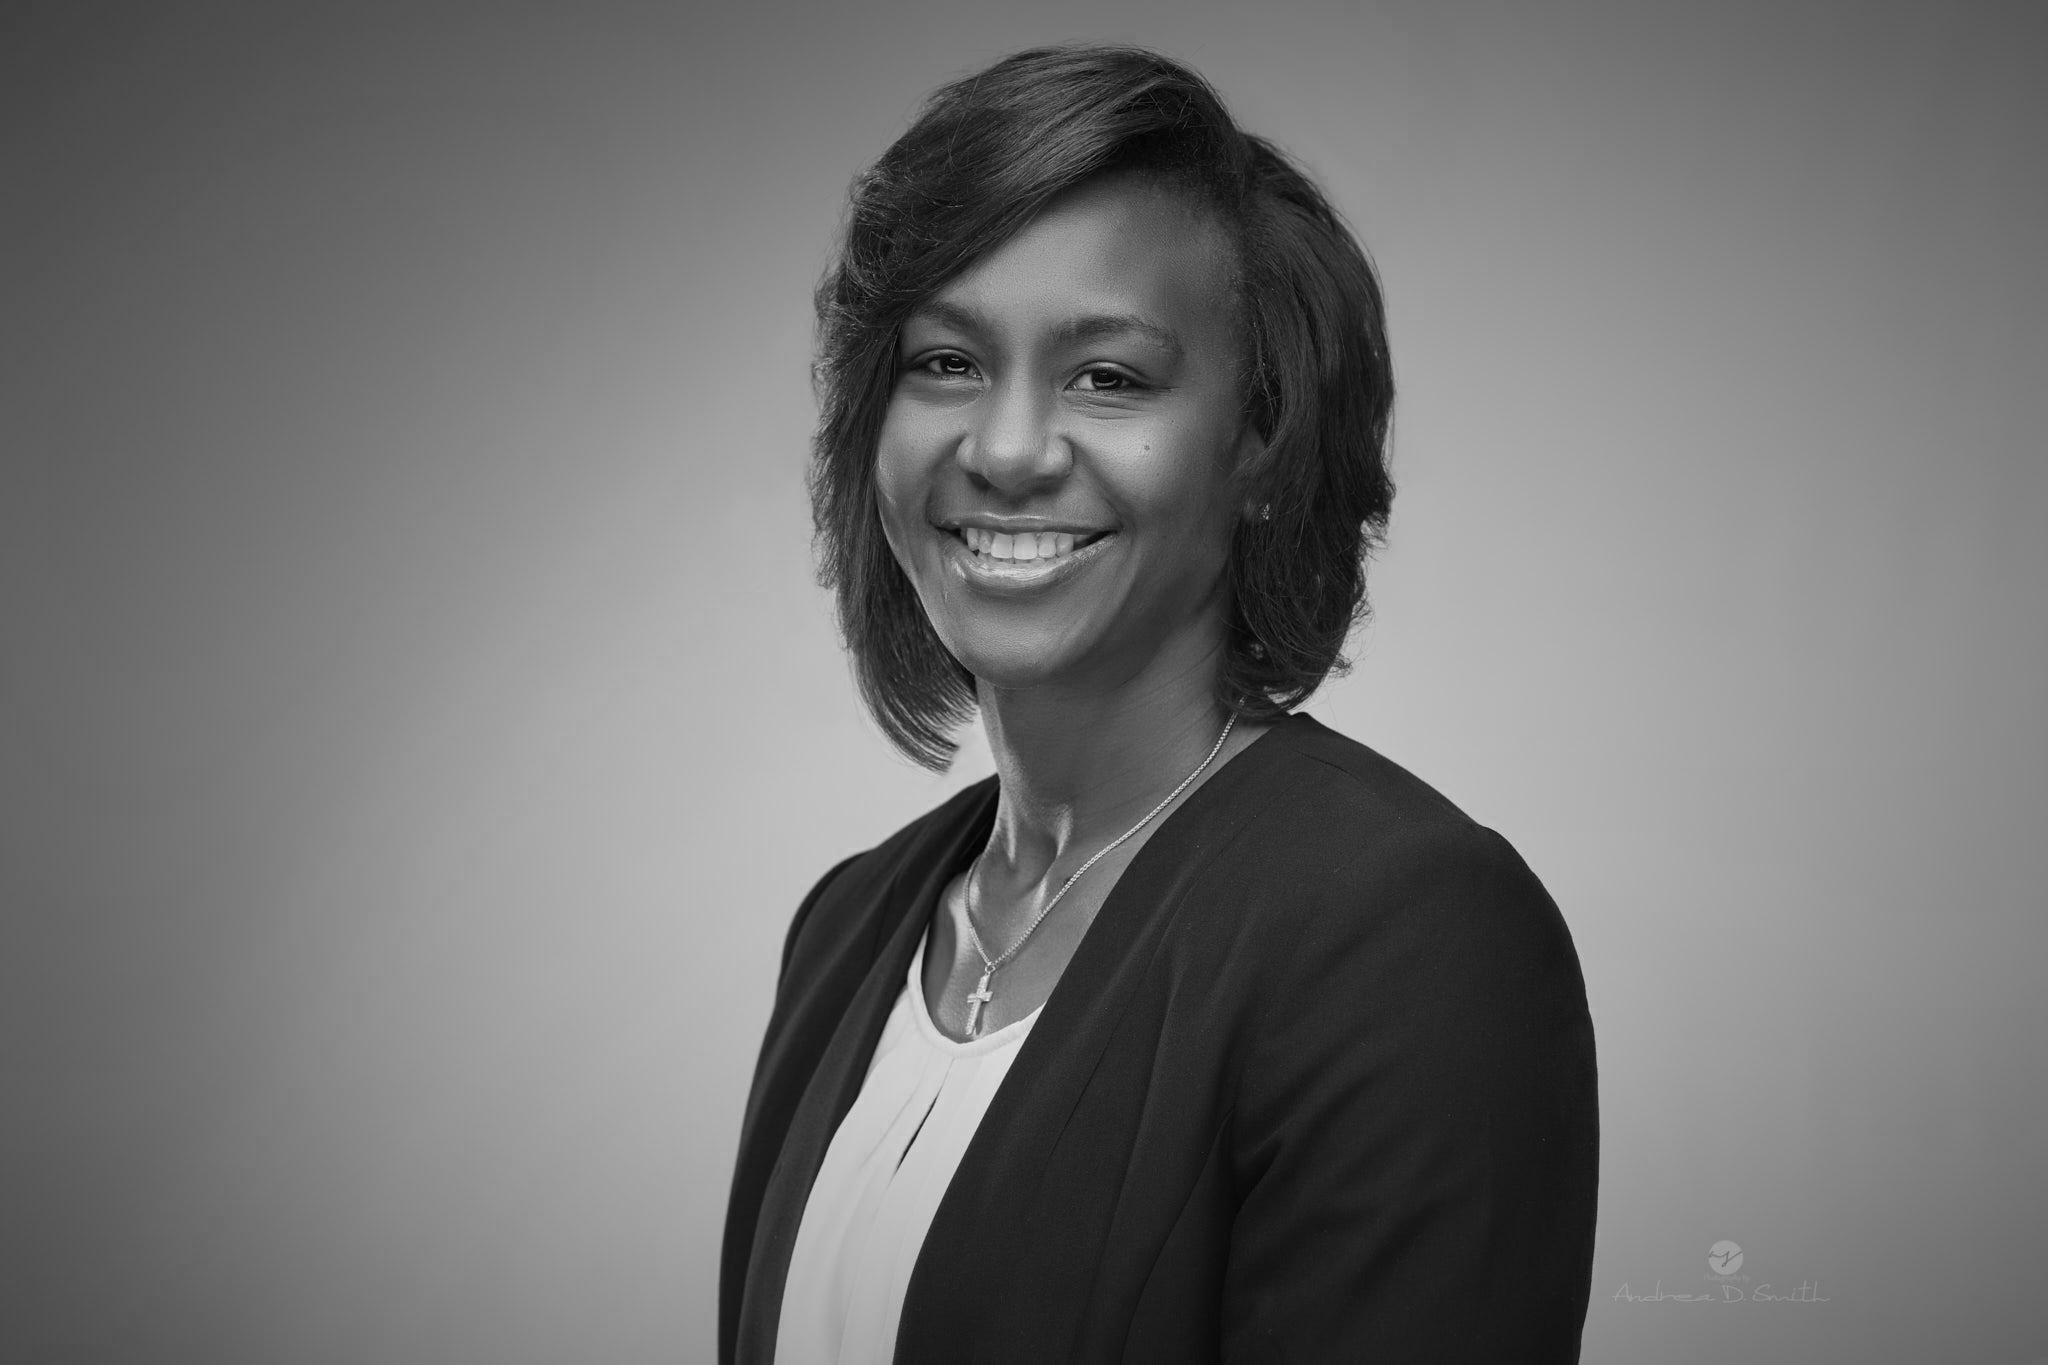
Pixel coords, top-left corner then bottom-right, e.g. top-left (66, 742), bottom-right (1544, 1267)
top-left (958, 528), bottom-right (1095, 561)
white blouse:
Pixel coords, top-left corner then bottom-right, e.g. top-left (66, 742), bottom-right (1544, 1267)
top-left (774, 925), bottom-right (1043, 1364)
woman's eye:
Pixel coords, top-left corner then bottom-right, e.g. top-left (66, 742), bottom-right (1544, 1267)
top-left (921, 354), bottom-right (976, 379)
top-left (1073, 367), bottom-right (1137, 393)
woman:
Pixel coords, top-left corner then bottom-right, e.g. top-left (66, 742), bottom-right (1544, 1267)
top-left (721, 45), bottom-right (1598, 1363)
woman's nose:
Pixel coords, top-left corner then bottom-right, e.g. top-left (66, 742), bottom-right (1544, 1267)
top-left (956, 382), bottom-right (1070, 493)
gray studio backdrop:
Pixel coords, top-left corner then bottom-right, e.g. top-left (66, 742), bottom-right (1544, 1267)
top-left (6, 3), bottom-right (2044, 1363)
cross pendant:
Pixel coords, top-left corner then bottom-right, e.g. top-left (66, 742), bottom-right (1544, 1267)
top-left (964, 970), bottom-right (995, 1038)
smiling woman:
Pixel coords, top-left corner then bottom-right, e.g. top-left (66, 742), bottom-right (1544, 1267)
top-left (722, 45), bottom-right (1598, 1364)
top-left (878, 176), bottom-right (1253, 701)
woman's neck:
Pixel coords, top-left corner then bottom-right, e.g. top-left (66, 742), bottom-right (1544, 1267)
top-left (973, 639), bottom-right (1243, 879)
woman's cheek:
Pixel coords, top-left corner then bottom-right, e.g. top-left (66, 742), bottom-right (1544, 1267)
top-left (875, 399), bottom-right (943, 486)
top-left (872, 427), bottom-right (921, 544)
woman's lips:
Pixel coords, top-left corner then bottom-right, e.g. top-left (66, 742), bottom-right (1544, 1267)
top-left (954, 525), bottom-right (1111, 562)
top-left (940, 525), bottom-right (1116, 588)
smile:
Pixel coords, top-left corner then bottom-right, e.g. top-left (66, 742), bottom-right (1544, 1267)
top-left (941, 524), bottom-right (1117, 590)
top-left (956, 526), bottom-right (1110, 562)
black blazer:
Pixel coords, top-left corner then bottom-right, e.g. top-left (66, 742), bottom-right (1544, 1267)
top-left (721, 714), bottom-right (1599, 1362)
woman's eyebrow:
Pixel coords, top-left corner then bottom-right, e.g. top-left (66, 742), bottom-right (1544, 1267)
top-left (907, 300), bottom-right (1184, 360)
top-left (1051, 312), bottom-right (1185, 360)
top-left (906, 299), bottom-right (990, 341)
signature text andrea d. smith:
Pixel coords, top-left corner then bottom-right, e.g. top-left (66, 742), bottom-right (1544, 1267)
top-left (1614, 1282), bottom-right (1830, 1304)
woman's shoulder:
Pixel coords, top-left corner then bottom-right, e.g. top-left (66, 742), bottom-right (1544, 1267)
top-left (1255, 711), bottom-right (1482, 835)
top-left (1227, 714), bottom-right (1575, 978)
top-left (777, 776), bottom-right (997, 972)
top-left (806, 775), bottom-right (995, 899)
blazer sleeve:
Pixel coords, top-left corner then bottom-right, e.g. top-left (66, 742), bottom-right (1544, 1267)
top-left (1222, 825), bottom-right (1599, 1362)
top-left (718, 851), bottom-right (864, 1365)
top-left (777, 852), bottom-right (861, 982)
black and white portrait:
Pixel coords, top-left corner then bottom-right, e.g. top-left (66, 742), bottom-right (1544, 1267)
top-left (7, 4), bottom-right (2043, 1363)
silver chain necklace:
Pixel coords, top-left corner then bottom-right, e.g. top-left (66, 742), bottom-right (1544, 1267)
top-left (958, 713), bottom-right (1237, 1037)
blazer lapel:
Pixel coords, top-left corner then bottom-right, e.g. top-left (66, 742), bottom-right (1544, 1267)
top-left (734, 783), bottom-right (997, 1364)
top-left (894, 724), bottom-right (1287, 1361)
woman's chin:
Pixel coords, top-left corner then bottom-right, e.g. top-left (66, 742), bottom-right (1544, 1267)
top-left (954, 650), bottom-right (1079, 694)
top-left (940, 630), bottom-right (1102, 695)
top-left (937, 608), bottom-right (1220, 701)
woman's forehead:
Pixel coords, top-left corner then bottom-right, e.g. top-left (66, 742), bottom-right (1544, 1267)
top-left (910, 176), bottom-right (1237, 353)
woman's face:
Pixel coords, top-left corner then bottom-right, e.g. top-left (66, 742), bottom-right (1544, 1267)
top-left (875, 174), bottom-right (1257, 699)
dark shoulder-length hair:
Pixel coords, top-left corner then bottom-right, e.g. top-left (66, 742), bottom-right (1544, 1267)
top-left (812, 44), bottom-right (1395, 770)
